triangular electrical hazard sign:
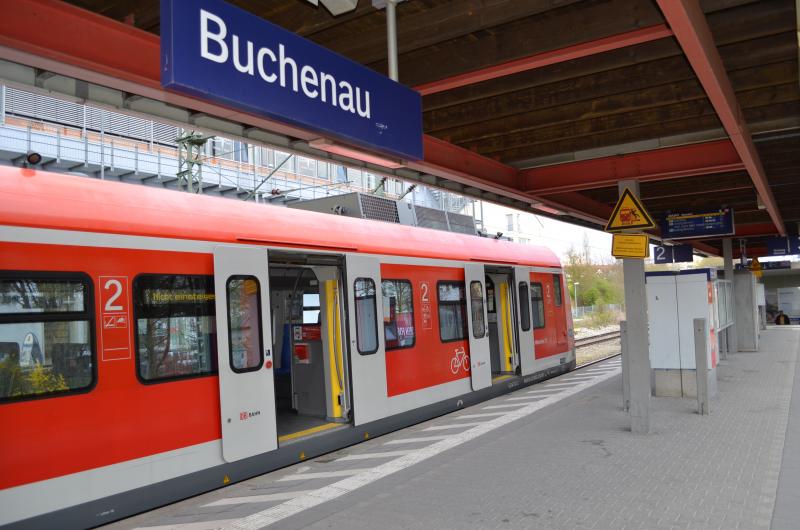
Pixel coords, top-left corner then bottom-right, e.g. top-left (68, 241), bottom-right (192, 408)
top-left (605, 188), bottom-right (656, 232)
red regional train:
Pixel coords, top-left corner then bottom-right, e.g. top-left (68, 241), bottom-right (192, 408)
top-left (0, 166), bottom-right (575, 528)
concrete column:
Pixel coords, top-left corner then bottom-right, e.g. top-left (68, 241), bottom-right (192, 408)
top-left (694, 318), bottom-right (710, 415)
top-left (618, 180), bottom-right (651, 434)
top-left (620, 320), bottom-right (630, 412)
top-left (723, 238), bottom-right (737, 356)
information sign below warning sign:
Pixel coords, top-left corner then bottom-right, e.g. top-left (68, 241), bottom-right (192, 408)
top-left (612, 234), bottom-right (650, 259)
top-left (605, 188), bottom-right (656, 232)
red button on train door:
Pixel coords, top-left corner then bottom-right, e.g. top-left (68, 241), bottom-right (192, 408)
top-left (265, 360), bottom-right (273, 369)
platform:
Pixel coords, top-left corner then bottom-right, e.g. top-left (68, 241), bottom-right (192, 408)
top-left (105, 328), bottom-right (800, 530)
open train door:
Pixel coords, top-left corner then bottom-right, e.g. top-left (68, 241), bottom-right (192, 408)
top-left (214, 245), bottom-right (277, 462)
top-left (345, 254), bottom-right (388, 426)
top-left (514, 266), bottom-right (536, 376)
top-left (465, 263), bottom-right (492, 390)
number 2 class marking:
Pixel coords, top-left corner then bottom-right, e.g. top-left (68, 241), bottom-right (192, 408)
top-left (104, 279), bottom-right (123, 311)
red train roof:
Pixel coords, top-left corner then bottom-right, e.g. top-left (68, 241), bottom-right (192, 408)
top-left (0, 166), bottom-right (561, 268)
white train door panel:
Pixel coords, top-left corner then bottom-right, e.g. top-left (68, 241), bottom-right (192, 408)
top-left (514, 266), bottom-right (536, 376)
top-left (345, 254), bottom-right (388, 426)
top-left (465, 263), bottom-right (492, 390)
top-left (213, 245), bottom-right (277, 462)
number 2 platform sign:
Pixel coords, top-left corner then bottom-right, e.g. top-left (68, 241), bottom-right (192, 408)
top-left (100, 275), bottom-right (131, 361)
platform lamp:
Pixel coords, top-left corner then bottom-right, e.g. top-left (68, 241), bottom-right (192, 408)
top-left (23, 151), bottom-right (42, 167)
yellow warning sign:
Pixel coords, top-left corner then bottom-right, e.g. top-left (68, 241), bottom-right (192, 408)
top-left (611, 234), bottom-right (650, 259)
top-left (750, 257), bottom-right (762, 278)
top-left (605, 188), bottom-right (656, 232)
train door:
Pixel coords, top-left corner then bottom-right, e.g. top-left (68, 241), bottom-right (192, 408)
top-left (465, 264), bottom-right (491, 390)
top-left (486, 272), bottom-right (516, 375)
top-left (266, 251), bottom-right (351, 442)
top-left (345, 254), bottom-right (388, 426)
top-left (552, 273), bottom-right (568, 350)
top-left (213, 245), bottom-right (277, 462)
top-left (514, 266), bottom-right (536, 376)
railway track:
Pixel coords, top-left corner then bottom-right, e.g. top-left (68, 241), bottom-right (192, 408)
top-left (575, 330), bottom-right (620, 348)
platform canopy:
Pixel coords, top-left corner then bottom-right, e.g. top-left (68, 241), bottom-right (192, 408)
top-left (2, 0), bottom-right (798, 257)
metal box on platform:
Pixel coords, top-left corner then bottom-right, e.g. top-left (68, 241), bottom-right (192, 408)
top-left (646, 269), bottom-right (719, 398)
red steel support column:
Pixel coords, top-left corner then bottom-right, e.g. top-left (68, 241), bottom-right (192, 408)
top-left (414, 25), bottom-right (673, 96)
top-left (656, 0), bottom-right (785, 235)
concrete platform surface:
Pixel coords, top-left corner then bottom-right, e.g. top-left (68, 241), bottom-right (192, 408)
top-left (104, 328), bottom-right (800, 530)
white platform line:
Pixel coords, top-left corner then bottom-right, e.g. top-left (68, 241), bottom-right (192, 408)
top-left (423, 422), bottom-right (484, 431)
top-left (203, 490), bottom-right (315, 507)
top-left (224, 367), bottom-right (621, 530)
top-left (456, 412), bottom-right (506, 419)
top-left (278, 469), bottom-right (372, 481)
top-left (135, 520), bottom-right (236, 530)
top-left (383, 435), bottom-right (451, 445)
top-left (483, 403), bottom-right (528, 410)
top-left (334, 450), bottom-right (414, 462)
top-left (506, 396), bottom-right (547, 402)
top-left (524, 389), bottom-right (558, 395)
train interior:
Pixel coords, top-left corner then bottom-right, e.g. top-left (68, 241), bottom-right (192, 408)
top-left (268, 251), bottom-right (351, 444)
top-left (485, 268), bottom-right (520, 380)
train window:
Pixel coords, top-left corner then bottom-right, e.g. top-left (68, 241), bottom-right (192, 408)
top-left (134, 275), bottom-right (217, 382)
top-left (354, 278), bottom-right (378, 355)
top-left (437, 282), bottom-right (468, 342)
top-left (531, 282), bottom-right (545, 329)
top-left (226, 276), bottom-right (263, 373)
top-left (0, 273), bottom-right (95, 403)
top-left (303, 293), bottom-right (320, 325)
top-left (469, 281), bottom-right (486, 339)
top-left (486, 277), bottom-right (496, 314)
top-left (518, 282), bottom-right (531, 331)
top-left (382, 280), bottom-right (415, 350)
top-left (553, 274), bottom-right (563, 307)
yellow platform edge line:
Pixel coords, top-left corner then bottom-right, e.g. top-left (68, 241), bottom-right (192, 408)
top-left (278, 422), bottom-right (342, 443)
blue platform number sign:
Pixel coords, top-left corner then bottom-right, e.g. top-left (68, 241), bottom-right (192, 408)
top-left (672, 244), bottom-right (693, 263)
top-left (653, 245), bottom-right (673, 264)
top-left (767, 236), bottom-right (790, 256)
top-left (160, 0), bottom-right (423, 161)
top-left (789, 236), bottom-right (800, 256)
top-left (653, 244), bottom-right (693, 264)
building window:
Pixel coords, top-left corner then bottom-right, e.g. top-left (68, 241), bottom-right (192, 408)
top-left (506, 214), bottom-right (514, 232)
top-left (531, 282), bottom-right (545, 329)
top-left (297, 156), bottom-right (316, 177)
top-left (552, 274), bottom-right (563, 307)
top-left (518, 282), bottom-right (531, 331)
top-left (437, 282), bottom-right (468, 342)
top-left (470, 281), bottom-right (486, 339)
top-left (226, 276), bottom-right (263, 373)
top-left (134, 275), bottom-right (217, 382)
top-left (354, 278), bottom-right (378, 354)
top-left (382, 280), bottom-right (415, 350)
top-left (0, 273), bottom-right (95, 402)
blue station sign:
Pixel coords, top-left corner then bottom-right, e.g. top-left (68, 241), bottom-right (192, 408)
top-left (767, 236), bottom-right (800, 256)
top-left (161, 0), bottom-right (423, 161)
top-left (661, 208), bottom-right (735, 240)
